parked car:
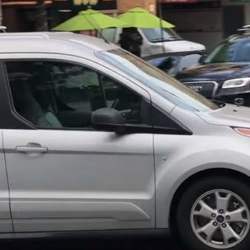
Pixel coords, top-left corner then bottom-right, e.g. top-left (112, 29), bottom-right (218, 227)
top-left (147, 52), bottom-right (201, 76)
top-left (102, 27), bottom-right (205, 58)
top-left (1, 32), bottom-right (250, 250)
top-left (176, 27), bottom-right (250, 106)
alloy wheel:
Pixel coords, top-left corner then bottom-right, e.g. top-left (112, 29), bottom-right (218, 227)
top-left (190, 189), bottom-right (250, 249)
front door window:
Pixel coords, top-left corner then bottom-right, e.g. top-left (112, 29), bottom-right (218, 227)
top-left (6, 61), bottom-right (149, 129)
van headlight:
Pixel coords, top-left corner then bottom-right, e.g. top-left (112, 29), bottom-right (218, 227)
top-left (222, 78), bottom-right (250, 89)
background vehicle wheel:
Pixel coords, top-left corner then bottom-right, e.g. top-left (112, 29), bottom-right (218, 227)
top-left (175, 176), bottom-right (250, 250)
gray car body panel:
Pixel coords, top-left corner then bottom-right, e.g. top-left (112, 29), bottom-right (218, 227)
top-left (0, 131), bottom-right (13, 232)
top-left (0, 32), bottom-right (249, 233)
top-left (198, 104), bottom-right (250, 127)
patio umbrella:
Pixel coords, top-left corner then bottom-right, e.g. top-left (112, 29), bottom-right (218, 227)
top-left (53, 9), bottom-right (127, 32)
top-left (118, 7), bottom-right (175, 29)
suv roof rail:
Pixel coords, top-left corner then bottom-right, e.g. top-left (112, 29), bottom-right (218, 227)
top-left (0, 26), bottom-right (7, 33)
top-left (238, 25), bottom-right (250, 33)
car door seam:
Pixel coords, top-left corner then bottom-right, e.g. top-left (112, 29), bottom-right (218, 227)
top-left (152, 133), bottom-right (157, 229)
top-left (1, 130), bottom-right (14, 232)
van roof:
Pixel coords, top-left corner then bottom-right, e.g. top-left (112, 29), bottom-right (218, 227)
top-left (0, 32), bottom-right (117, 57)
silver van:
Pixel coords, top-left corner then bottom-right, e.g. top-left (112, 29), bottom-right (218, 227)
top-left (0, 32), bottom-right (249, 250)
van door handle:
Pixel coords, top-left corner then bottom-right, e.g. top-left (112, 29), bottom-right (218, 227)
top-left (16, 143), bottom-right (48, 154)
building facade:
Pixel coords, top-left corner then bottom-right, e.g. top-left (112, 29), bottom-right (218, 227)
top-left (1, 0), bottom-right (117, 31)
top-left (2, 0), bottom-right (52, 31)
top-left (0, 0), bottom-right (158, 32)
top-left (118, 0), bottom-right (156, 13)
top-left (1, 0), bottom-right (250, 51)
top-left (159, 0), bottom-right (250, 51)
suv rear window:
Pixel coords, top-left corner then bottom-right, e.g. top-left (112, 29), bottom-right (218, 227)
top-left (205, 37), bottom-right (250, 63)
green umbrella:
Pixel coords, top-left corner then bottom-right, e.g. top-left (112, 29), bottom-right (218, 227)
top-left (53, 9), bottom-right (127, 32)
top-left (118, 7), bottom-right (175, 29)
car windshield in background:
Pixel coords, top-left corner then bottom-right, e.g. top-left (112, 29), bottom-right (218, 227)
top-left (141, 28), bottom-right (181, 43)
top-left (204, 37), bottom-right (250, 64)
top-left (97, 49), bottom-right (218, 112)
top-left (148, 53), bottom-right (202, 76)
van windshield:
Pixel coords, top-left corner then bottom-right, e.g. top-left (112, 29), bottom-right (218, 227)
top-left (97, 49), bottom-right (218, 112)
top-left (141, 28), bottom-right (181, 43)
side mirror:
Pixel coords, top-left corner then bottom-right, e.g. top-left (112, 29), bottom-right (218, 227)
top-left (92, 108), bottom-right (126, 133)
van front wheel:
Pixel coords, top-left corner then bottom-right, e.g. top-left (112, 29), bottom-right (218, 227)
top-left (175, 176), bottom-right (250, 250)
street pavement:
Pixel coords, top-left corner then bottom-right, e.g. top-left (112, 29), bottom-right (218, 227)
top-left (0, 235), bottom-right (183, 250)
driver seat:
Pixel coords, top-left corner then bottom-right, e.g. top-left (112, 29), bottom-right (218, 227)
top-left (11, 78), bottom-right (62, 128)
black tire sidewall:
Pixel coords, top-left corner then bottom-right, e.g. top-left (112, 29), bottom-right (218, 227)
top-left (175, 176), bottom-right (250, 250)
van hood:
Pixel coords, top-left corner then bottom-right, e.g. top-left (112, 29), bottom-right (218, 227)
top-left (198, 104), bottom-right (250, 128)
top-left (161, 40), bottom-right (206, 53)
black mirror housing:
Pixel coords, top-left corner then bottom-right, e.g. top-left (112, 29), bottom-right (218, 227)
top-left (91, 108), bottom-right (126, 132)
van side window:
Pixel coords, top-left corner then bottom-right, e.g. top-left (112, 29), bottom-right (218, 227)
top-left (6, 60), bottom-right (150, 130)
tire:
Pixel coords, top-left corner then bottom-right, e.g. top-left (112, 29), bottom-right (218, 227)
top-left (175, 175), bottom-right (250, 250)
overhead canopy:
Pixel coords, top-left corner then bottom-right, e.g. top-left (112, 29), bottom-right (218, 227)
top-left (118, 7), bottom-right (175, 29)
top-left (53, 9), bottom-right (127, 31)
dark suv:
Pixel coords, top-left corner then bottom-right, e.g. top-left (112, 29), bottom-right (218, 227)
top-left (176, 27), bottom-right (250, 106)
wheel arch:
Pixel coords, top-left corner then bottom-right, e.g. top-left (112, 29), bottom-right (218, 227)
top-left (168, 168), bottom-right (250, 232)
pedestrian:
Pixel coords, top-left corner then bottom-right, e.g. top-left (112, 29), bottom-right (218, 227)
top-left (119, 28), bottom-right (143, 57)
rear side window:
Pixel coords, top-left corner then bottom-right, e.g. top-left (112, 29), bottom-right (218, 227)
top-left (205, 38), bottom-right (250, 64)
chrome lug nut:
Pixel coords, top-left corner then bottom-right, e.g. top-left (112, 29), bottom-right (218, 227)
top-left (222, 223), bottom-right (227, 228)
